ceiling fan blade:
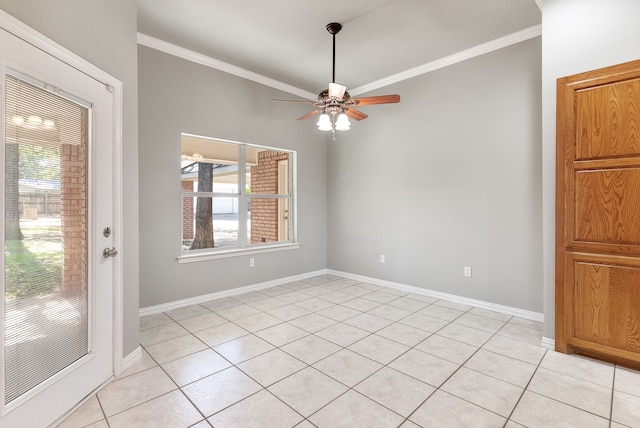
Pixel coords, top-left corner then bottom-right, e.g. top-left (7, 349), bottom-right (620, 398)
top-left (297, 110), bottom-right (321, 121)
top-left (352, 94), bottom-right (401, 106)
top-left (271, 99), bottom-right (316, 104)
top-left (344, 108), bottom-right (368, 121)
top-left (328, 83), bottom-right (347, 100)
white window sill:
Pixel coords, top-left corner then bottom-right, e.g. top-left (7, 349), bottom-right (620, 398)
top-left (176, 243), bottom-right (300, 264)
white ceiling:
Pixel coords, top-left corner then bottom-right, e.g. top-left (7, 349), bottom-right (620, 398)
top-left (137, 0), bottom-right (541, 98)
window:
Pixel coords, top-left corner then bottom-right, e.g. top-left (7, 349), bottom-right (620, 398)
top-left (179, 134), bottom-right (296, 261)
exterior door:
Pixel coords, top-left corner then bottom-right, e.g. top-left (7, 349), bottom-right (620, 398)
top-left (556, 59), bottom-right (640, 368)
top-left (1, 25), bottom-right (115, 427)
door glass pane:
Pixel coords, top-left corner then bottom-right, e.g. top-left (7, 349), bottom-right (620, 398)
top-left (4, 74), bottom-right (89, 404)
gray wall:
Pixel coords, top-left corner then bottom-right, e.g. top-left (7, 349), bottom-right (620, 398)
top-left (138, 46), bottom-right (327, 308)
top-left (0, 0), bottom-right (140, 356)
top-left (328, 38), bottom-right (543, 312)
top-left (541, 0), bottom-right (640, 339)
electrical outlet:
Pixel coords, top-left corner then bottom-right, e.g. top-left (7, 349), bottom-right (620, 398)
top-left (250, 258), bottom-right (255, 267)
top-left (464, 266), bottom-right (472, 277)
top-left (379, 255), bottom-right (385, 263)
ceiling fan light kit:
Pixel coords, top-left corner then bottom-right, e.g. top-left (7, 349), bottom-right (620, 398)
top-left (271, 22), bottom-right (400, 136)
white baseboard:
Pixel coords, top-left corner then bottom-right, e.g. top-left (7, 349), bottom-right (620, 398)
top-left (139, 269), bottom-right (328, 317)
top-left (541, 336), bottom-right (555, 350)
top-left (328, 269), bottom-right (544, 322)
top-left (120, 346), bottom-right (142, 375)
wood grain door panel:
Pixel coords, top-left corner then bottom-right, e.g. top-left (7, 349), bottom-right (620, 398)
top-left (557, 59), bottom-right (640, 368)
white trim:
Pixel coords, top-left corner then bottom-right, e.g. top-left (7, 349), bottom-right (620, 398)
top-left (541, 336), bottom-right (555, 350)
top-left (349, 24), bottom-right (543, 96)
top-left (140, 269), bottom-right (327, 316)
top-left (0, 3), bottom-right (125, 389)
top-left (137, 33), bottom-right (317, 101)
top-left (177, 243), bottom-right (300, 264)
top-left (328, 269), bottom-right (544, 322)
top-left (534, 0), bottom-right (542, 12)
top-left (121, 347), bottom-right (142, 373)
top-left (138, 26), bottom-right (542, 99)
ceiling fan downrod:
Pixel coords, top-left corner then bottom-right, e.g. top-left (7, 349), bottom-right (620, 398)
top-left (326, 22), bottom-right (342, 84)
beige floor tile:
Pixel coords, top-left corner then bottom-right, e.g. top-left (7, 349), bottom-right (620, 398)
top-left (615, 366), bottom-right (640, 397)
top-left (97, 366), bottom-right (176, 417)
top-left (504, 421), bottom-right (527, 428)
top-left (190, 420), bottom-right (212, 428)
top-left (268, 367), bottom-right (348, 417)
top-left (83, 420), bottom-right (109, 428)
top-left (178, 312), bottom-right (227, 332)
top-left (415, 334), bottom-right (478, 364)
top-left (165, 304), bottom-right (211, 321)
top-left (418, 304), bottom-right (465, 321)
top-left (144, 333), bottom-right (207, 364)
top-left (234, 291), bottom-right (270, 304)
top-left (140, 313), bottom-right (174, 330)
top-left (454, 312), bottom-right (507, 333)
top-left (294, 297), bottom-right (335, 312)
top-left (404, 293), bottom-right (438, 304)
top-left (309, 390), bottom-right (404, 428)
top-left (510, 391), bottom-right (609, 427)
top-left (260, 285), bottom-right (292, 297)
top-left (341, 285), bottom-right (375, 297)
top-left (233, 312), bottom-right (283, 333)
top-left (375, 322), bottom-right (432, 347)
top-left (200, 297), bottom-right (241, 312)
top-left (399, 421), bottom-right (421, 428)
top-left (464, 349), bottom-right (536, 387)
top-left (254, 322), bottom-right (309, 347)
top-left (433, 300), bottom-right (472, 312)
top-left (313, 349), bottom-right (382, 387)
top-left (441, 367), bottom-right (523, 417)
top-left (481, 334), bottom-right (546, 365)
top-left (362, 291), bottom-right (402, 304)
top-left (507, 316), bottom-right (543, 330)
top-left (287, 313), bottom-right (337, 333)
top-left (496, 322), bottom-right (542, 346)
top-left (315, 322), bottom-right (370, 347)
top-left (467, 307), bottom-right (512, 322)
top-left (57, 395), bottom-right (104, 428)
top-left (344, 313), bottom-right (393, 333)
top-left (612, 390), bottom-right (640, 427)
top-left (316, 304), bottom-right (361, 321)
top-left (117, 348), bottom-right (157, 378)
top-left (319, 291), bottom-right (355, 304)
top-left (181, 367), bottom-right (262, 417)
top-left (340, 297), bottom-right (383, 312)
top-left (540, 351), bottom-right (613, 388)
top-left (162, 348), bottom-right (231, 386)
top-left (248, 297), bottom-right (289, 311)
top-left (280, 335), bottom-right (341, 364)
top-left (366, 304), bottom-right (412, 321)
top-left (436, 323), bottom-right (493, 347)
top-left (348, 334), bottom-right (409, 365)
top-left (528, 367), bottom-right (611, 418)
top-left (389, 349), bottom-right (459, 387)
top-left (294, 420), bottom-right (317, 428)
top-left (107, 390), bottom-right (201, 428)
top-left (355, 367), bottom-right (435, 417)
top-left (139, 322), bottom-right (190, 347)
top-left (279, 290), bottom-right (319, 302)
top-left (215, 303), bottom-right (262, 320)
top-left (386, 296), bottom-right (430, 312)
top-left (398, 313), bottom-right (449, 332)
top-left (238, 348), bottom-right (307, 387)
top-left (266, 304), bottom-right (311, 321)
top-left (193, 322), bottom-right (249, 347)
top-left (410, 390), bottom-right (506, 428)
top-left (208, 390), bottom-right (303, 428)
top-left (213, 334), bottom-right (274, 364)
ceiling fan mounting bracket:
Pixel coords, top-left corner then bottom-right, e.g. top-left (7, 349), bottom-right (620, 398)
top-left (326, 22), bottom-right (342, 35)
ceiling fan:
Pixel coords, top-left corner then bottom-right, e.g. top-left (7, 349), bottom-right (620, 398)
top-left (272, 22), bottom-right (400, 132)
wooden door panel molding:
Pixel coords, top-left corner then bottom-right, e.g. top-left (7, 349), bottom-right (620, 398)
top-left (557, 58), bottom-right (640, 368)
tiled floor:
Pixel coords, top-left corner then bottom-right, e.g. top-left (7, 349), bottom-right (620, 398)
top-left (58, 275), bottom-right (640, 427)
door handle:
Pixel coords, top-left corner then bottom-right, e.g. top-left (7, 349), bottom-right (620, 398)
top-left (103, 247), bottom-right (118, 258)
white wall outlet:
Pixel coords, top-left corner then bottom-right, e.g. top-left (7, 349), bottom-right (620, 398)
top-left (464, 266), bottom-right (472, 277)
top-left (379, 255), bottom-right (385, 263)
top-left (250, 258), bottom-right (255, 267)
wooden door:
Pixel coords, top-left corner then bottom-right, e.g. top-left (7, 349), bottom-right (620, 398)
top-left (556, 59), bottom-right (640, 368)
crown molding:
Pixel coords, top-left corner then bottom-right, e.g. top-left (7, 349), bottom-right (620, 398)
top-left (137, 33), bottom-right (318, 101)
top-left (350, 24), bottom-right (542, 96)
top-left (535, 0), bottom-right (542, 12)
top-left (138, 24), bottom-right (542, 99)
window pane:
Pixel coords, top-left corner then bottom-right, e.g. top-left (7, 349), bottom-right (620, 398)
top-left (249, 197), bottom-right (290, 244)
top-left (182, 196), bottom-right (240, 250)
top-left (248, 150), bottom-right (290, 195)
top-left (181, 137), bottom-right (240, 193)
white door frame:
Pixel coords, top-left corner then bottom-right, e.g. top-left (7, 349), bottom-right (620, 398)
top-left (0, 5), bottom-right (124, 418)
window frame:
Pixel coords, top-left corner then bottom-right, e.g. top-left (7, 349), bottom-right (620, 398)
top-left (177, 134), bottom-right (298, 264)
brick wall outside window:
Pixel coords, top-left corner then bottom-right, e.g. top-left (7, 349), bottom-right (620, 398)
top-left (250, 150), bottom-right (289, 244)
top-left (182, 181), bottom-right (194, 240)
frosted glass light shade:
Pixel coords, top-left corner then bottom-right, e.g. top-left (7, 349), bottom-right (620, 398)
top-left (335, 113), bottom-right (350, 131)
top-left (317, 113), bottom-right (333, 131)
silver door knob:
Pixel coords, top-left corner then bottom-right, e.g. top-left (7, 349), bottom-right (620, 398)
top-left (103, 247), bottom-right (118, 258)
